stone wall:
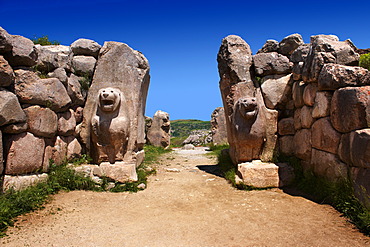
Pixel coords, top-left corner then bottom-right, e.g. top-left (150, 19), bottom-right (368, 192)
top-left (218, 33), bottom-right (370, 206)
top-left (0, 27), bottom-right (150, 190)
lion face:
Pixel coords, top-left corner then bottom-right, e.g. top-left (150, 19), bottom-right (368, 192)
top-left (237, 97), bottom-right (258, 119)
top-left (98, 87), bottom-right (121, 112)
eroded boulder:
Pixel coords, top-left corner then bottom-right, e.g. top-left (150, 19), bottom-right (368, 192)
top-left (58, 109), bottom-right (76, 136)
top-left (253, 52), bottom-right (292, 76)
top-left (0, 88), bottom-right (26, 126)
top-left (311, 117), bottom-right (341, 154)
top-left (278, 33), bottom-right (304, 56)
top-left (71, 55), bottom-right (96, 76)
top-left (71, 38), bottom-right (101, 58)
top-left (35, 45), bottom-right (71, 73)
top-left (257, 39), bottom-right (279, 54)
top-left (0, 55), bottom-right (14, 87)
top-left (5, 35), bottom-right (37, 67)
top-left (24, 105), bottom-right (58, 138)
top-left (261, 74), bottom-right (292, 109)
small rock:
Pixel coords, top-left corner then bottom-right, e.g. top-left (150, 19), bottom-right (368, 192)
top-left (137, 183), bottom-right (146, 189)
top-left (165, 168), bottom-right (181, 172)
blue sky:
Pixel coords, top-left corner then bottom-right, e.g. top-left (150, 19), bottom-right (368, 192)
top-left (1, 0), bottom-right (369, 120)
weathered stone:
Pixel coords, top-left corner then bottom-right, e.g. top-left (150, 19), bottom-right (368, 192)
top-left (74, 106), bottom-right (84, 124)
top-left (278, 118), bottom-right (295, 136)
top-left (183, 130), bottom-right (212, 146)
top-left (238, 160), bottom-right (294, 188)
top-left (303, 83), bottom-right (318, 106)
top-left (253, 52), bottom-right (292, 76)
top-left (290, 44), bottom-right (310, 63)
top-left (67, 137), bottom-right (82, 160)
top-left (0, 55), bottom-right (14, 87)
top-left (293, 108), bottom-right (302, 130)
top-left (279, 135), bottom-right (294, 156)
top-left (99, 162), bottom-right (137, 182)
top-left (57, 109), bottom-right (76, 136)
top-left (311, 148), bottom-right (348, 181)
top-left (330, 86), bottom-right (370, 133)
top-left (294, 129), bottom-right (311, 160)
top-left (147, 110), bottom-right (170, 148)
top-left (312, 117), bottom-right (341, 154)
top-left (71, 55), bottom-right (96, 76)
top-left (312, 91), bottom-right (332, 118)
top-left (1, 122), bottom-right (28, 134)
top-left (24, 105), bottom-right (57, 138)
top-left (183, 144), bottom-right (195, 150)
top-left (35, 45), bottom-right (71, 73)
top-left (71, 38), bottom-right (101, 58)
top-left (14, 69), bottom-right (71, 111)
top-left (4, 35), bottom-right (37, 67)
top-left (302, 35), bottom-right (359, 83)
top-left (350, 167), bottom-right (370, 208)
top-left (319, 64), bottom-right (370, 91)
top-left (66, 74), bottom-right (85, 106)
top-left (43, 136), bottom-right (69, 167)
top-left (292, 62), bottom-right (304, 80)
top-left (0, 88), bottom-right (27, 126)
top-left (278, 33), bottom-right (304, 56)
top-left (300, 106), bottom-right (314, 129)
top-left (260, 107), bottom-right (278, 162)
top-left (292, 81), bottom-right (306, 108)
top-left (3, 174), bottom-right (48, 191)
top-left (257, 39), bottom-right (279, 54)
top-left (48, 67), bottom-right (68, 85)
top-left (261, 74), bottom-right (292, 109)
top-left (4, 132), bottom-right (45, 175)
top-left (210, 107), bottom-right (228, 145)
top-left (80, 41), bottom-right (150, 169)
top-left (0, 130), bottom-right (3, 174)
top-left (0, 27), bottom-right (12, 52)
top-left (339, 129), bottom-right (370, 168)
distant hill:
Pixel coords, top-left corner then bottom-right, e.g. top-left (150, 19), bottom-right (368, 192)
top-left (170, 119), bottom-right (211, 137)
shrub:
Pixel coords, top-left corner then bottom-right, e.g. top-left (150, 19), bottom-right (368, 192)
top-left (359, 54), bottom-right (370, 71)
top-left (32, 35), bottom-right (60, 46)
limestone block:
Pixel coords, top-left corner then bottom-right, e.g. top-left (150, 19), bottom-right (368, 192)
top-left (257, 40), bottom-right (278, 54)
top-left (312, 117), bottom-right (341, 154)
top-left (278, 117), bottom-right (295, 136)
top-left (318, 63), bottom-right (370, 91)
top-left (99, 162), bottom-right (138, 182)
top-left (261, 74), bottom-right (292, 109)
top-left (253, 52), bottom-right (292, 76)
top-left (5, 35), bottom-right (37, 67)
top-left (48, 67), bottom-right (68, 85)
top-left (15, 69), bottom-right (71, 112)
top-left (292, 81), bottom-right (306, 108)
top-left (183, 130), bottom-right (212, 146)
top-left (338, 132), bottom-right (352, 165)
top-left (293, 108), bottom-right (302, 130)
top-left (311, 148), bottom-right (348, 182)
top-left (330, 86), bottom-right (370, 133)
top-left (210, 107), bottom-right (228, 145)
top-left (4, 132), bottom-right (45, 175)
top-left (290, 44), bottom-right (310, 63)
top-left (43, 136), bottom-right (69, 168)
top-left (183, 144), bottom-right (195, 150)
top-left (350, 167), bottom-right (370, 208)
top-left (0, 55), bottom-right (14, 87)
top-left (278, 33), bottom-right (304, 56)
top-left (303, 83), bottom-right (318, 106)
top-left (0, 27), bottom-right (12, 52)
top-left (237, 160), bottom-right (294, 188)
top-left (147, 110), bottom-right (170, 148)
top-left (67, 137), bottom-right (82, 160)
top-left (279, 135), bottom-right (294, 156)
top-left (0, 88), bottom-right (26, 127)
top-left (24, 105), bottom-right (58, 138)
top-left (294, 129), bottom-right (311, 160)
top-left (300, 106), bottom-right (314, 129)
top-left (339, 129), bottom-right (370, 169)
top-left (71, 55), bottom-right (96, 76)
top-left (302, 35), bottom-right (359, 83)
top-left (66, 74), bottom-right (85, 106)
top-left (3, 174), bottom-right (48, 191)
top-left (57, 109), bottom-right (76, 136)
top-left (71, 38), bottom-right (101, 58)
top-left (35, 45), bottom-right (71, 73)
top-left (312, 91), bottom-right (332, 118)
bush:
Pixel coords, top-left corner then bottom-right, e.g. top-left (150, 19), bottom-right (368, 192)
top-left (32, 35), bottom-right (60, 46)
top-left (359, 54), bottom-right (370, 70)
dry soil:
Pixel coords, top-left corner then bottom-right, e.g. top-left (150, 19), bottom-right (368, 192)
top-left (2, 147), bottom-right (370, 246)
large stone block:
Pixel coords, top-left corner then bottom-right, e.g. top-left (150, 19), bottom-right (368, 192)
top-left (57, 109), bottom-right (76, 136)
top-left (15, 69), bottom-right (71, 112)
top-left (293, 108), bottom-right (302, 130)
top-left (279, 135), bottom-right (294, 156)
top-left (302, 35), bottom-right (359, 83)
top-left (290, 44), bottom-right (310, 63)
top-left (261, 74), bottom-right (292, 109)
top-left (3, 174), bottom-right (48, 191)
top-left (330, 86), bottom-right (370, 133)
top-left (71, 55), bottom-right (96, 76)
top-left (312, 117), bottom-right (341, 154)
top-left (5, 35), bottom-right (37, 67)
top-left (300, 106), bottom-right (314, 129)
top-left (253, 52), bottom-right (292, 76)
top-left (0, 88), bottom-right (26, 127)
top-left (35, 45), bottom-right (71, 73)
top-left (71, 38), bottom-right (101, 58)
top-left (80, 41), bottom-right (150, 168)
top-left (257, 40), bottom-right (278, 54)
top-left (292, 81), bottom-right (306, 108)
top-left (99, 162), bottom-right (138, 182)
top-left (48, 67), bottom-right (68, 85)
top-left (0, 55), bottom-right (14, 87)
top-left (0, 27), bottom-right (13, 53)
top-left (237, 160), bottom-right (294, 188)
top-left (210, 107), bottom-right (228, 145)
top-left (146, 110), bottom-right (170, 148)
top-left (66, 74), bottom-right (85, 106)
top-left (278, 33), bottom-right (304, 56)
top-left (278, 117), bottom-right (295, 136)
top-left (294, 129), bottom-right (311, 160)
top-left (312, 91), bottom-right (332, 118)
top-left (318, 63), bottom-right (370, 91)
top-left (24, 105), bottom-right (58, 138)
top-left (339, 129), bottom-right (370, 168)
top-left (311, 148), bottom-right (348, 182)
top-left (4, 132), bottom-right (45, 175)
top-left (303, 83), bottom-right (317, 106)
top-left (67, 137), bottom-right (82, 160)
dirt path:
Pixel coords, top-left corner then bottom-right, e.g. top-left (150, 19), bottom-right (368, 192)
top-left (2, 147), bottom-right (370, 246)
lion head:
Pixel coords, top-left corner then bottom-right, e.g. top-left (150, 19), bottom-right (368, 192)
top-left (236, 97), bottom-right (258, 120)
top-left (98, 87), bottom-right (121, 112)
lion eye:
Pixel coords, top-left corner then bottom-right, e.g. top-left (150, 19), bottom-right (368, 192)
top-left (111, 91), bottom-right (113, 93)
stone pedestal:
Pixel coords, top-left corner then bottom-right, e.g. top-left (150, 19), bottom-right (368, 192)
top-left (99, 162), bottom-right (138, 183)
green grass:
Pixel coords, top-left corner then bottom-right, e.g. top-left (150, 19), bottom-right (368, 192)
top-left (359, 54), bottom-right (370, 71)
top-left (170, 136), bottom-right (187, 147)
top-left (32, 35), bottom-right (60, 46)
top-left (171, 119), bottom-right (211, 138)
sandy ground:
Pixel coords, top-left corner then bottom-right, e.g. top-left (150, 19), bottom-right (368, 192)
top-left (2, 147), bottom-right (370, 247)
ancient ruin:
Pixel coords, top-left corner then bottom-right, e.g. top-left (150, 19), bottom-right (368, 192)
top-left (146, 110), bottom-right (171, 148)
top-left (210, 107), bottom-right (228, 145)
